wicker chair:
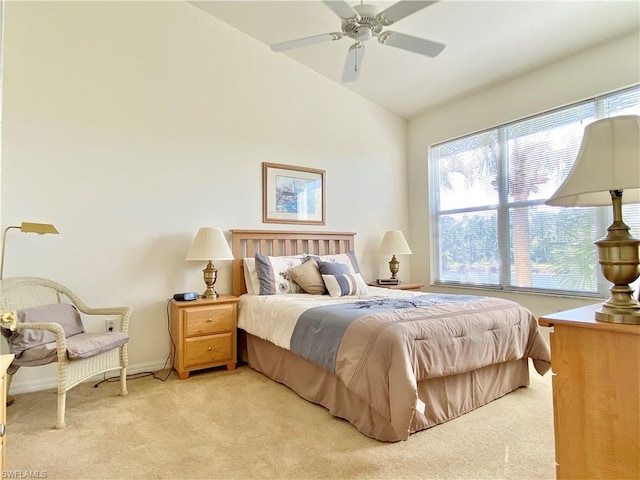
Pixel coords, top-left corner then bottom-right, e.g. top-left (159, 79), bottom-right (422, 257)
top-left (0, 276), bottom-right (132, 429)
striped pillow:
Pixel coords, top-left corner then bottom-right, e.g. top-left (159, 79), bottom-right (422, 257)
top-left (322, 273), bottom-right (369, 297)
top-left (255, 253), bottom-right (305, 295)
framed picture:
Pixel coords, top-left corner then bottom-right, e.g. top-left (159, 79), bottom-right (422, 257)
top-left (262, 162), bottom-right (326, 225)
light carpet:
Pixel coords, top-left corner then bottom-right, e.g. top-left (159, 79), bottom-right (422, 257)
top-left (6, 364), bottom-right (555, 479)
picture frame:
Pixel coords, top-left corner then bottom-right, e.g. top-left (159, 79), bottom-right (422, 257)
top-left (262, 162), bottom-right (326, 225)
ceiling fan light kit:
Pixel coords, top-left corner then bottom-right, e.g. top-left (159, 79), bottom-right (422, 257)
top-left (270, 0), bottom-right (446, 82)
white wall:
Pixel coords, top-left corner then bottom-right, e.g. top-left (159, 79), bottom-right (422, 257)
top-left (408, 31), bottom-right (640, 318)
top-left (0, 1), bottom-right (408, 392)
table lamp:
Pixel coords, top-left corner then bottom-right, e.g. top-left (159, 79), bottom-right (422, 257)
top-left (185, 227), bottom-right (234, 298)
top-left (546, 115), bottom-right (640, 324)
top-left (0, 222), bottom-right (60, 279)
top-left (379, 230), bottom-right (412, 280)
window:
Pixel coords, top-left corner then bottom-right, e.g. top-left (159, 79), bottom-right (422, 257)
top-left (430, 85), bottom-right (640, 296)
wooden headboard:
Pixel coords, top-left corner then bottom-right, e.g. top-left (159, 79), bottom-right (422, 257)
top-left (230, 230), bottom-right (356, 296)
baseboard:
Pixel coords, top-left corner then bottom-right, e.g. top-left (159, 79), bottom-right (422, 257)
top-left (8, 359), bottom-right (170, 395)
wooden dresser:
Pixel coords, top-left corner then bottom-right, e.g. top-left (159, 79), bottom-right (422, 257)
top-left (539, 304), bottom-right (640, 479)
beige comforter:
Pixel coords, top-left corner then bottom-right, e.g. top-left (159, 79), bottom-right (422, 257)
top-left (335, 295), bottom-right (550, 440)
top-left (239, 291), bottom-right (551, 441)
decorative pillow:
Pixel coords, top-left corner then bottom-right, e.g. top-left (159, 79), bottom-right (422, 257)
top-left (316, 260), bottom-right (349, 276)
top-left (308, 251), bottom-right (361, 274)
top-left (255, 253), bottom-right (305, 295)
top-left (10, 303), bottom-right (84, 356)
top-left (242, 257), bottom-right (261, 295)
top-left (322, 273), bottom-right (369, 297)
top-left (288, 259), bottom-right (326, 295)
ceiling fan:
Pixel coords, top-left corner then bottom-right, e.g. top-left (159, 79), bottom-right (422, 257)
top-left (270, 0), bottom-right (445, 83)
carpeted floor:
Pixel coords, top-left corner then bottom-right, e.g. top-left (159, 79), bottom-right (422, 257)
top-left (6, 363), bottom-right (555, 479)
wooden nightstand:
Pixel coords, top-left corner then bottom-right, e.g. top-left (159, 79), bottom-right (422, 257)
top-left (368, 282), bottom-right (424, 291)
top-left (169, 295), bottom-right (238, 380)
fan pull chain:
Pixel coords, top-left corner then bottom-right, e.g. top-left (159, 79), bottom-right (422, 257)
top-left (353, 40), bottom-right (358, 73)
top-left (355, 44), bottom-right (358, 72)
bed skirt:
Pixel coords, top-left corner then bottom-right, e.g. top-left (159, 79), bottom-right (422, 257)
top-left (240, 330), bottom-right (530, 442)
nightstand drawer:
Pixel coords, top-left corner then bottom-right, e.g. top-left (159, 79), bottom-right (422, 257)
top-left (184, 304), bottom-right (234, 337)
top-left (184, 333), bottom-right (233, 366)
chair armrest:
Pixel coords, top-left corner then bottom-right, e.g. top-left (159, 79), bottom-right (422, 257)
top-left (14, 322), bottom-right (68, 364)
top-left (75, 306), bottom-right (132, 334)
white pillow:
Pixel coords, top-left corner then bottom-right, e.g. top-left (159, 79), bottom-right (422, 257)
top-left (307, 251), bottom-right (361, 274)
top-left (255, 253), bottom-right (305, 295)
top-left (242, 258), bottom-right (261, 295)
top-left (322, 273), bottom-right (369, 297)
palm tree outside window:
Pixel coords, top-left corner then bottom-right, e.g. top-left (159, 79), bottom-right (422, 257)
top-left (429, 85), bottom-right (640, 297)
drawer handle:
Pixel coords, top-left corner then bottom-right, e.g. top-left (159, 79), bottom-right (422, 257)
top-left (206, 318), bottom-right (213, 323)
top-left (0, 424), bottom-right (5, 437)
top-left (208, 346), bottom-right (214, 351)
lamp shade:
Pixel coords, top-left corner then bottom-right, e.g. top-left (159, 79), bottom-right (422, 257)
top-left (19, 222), bottom-right (59, 234)
top-left (379, 230), bottom-right (412, 255)
top-left (185, 228), bottom-right (234, 261)
top-left (546, 115), bottom-right (640, 207)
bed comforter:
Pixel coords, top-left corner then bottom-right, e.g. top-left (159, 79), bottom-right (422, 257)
top-left (238, 289), bottom-right (551, 441)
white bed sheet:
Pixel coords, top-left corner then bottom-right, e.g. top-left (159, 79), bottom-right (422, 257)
top-left (237, 287), bottom-right (421, 351)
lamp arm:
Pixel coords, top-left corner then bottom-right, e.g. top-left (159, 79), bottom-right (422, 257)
top-left (0, 226), bottom-right (21, 280)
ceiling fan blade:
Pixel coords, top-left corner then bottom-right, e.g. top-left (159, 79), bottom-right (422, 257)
top-left (271, 32), bottom-right (343, 52)
top-left (342, 43), bottom-right (365, 83)
top-left (323, 0), bottom-right (359, 20)
top-left (378, 31), bottom-right (445, 57)
top-left (378, 1), bottom-right (438, 25)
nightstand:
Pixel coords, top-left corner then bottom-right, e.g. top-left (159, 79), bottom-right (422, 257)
top-left (368, 282), bottom-right (424, 291)
top-left (169, 295), bottom-right (238, 380)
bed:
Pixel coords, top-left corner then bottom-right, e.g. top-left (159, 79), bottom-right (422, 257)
top-left (231, 229), bottom-right (551, 442)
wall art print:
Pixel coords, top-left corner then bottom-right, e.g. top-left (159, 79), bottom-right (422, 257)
top-left (262, 162), bottom-right (325, 225)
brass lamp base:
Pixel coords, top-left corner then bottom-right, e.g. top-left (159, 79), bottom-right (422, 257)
top-left (594, 191), bottom-right (640, 325)
top-left (595, 305), bottom-right (640, 325)
top-left (201, 261), bottom-right (219, 299)
top-left (388, 254), bottom-right (400, 280)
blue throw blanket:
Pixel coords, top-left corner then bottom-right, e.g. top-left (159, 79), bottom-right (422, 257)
top-left (289, 293), bottom-right (481, 373)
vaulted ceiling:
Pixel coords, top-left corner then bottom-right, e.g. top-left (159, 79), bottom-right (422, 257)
top-left (191, 1), bottom-right (639, 119)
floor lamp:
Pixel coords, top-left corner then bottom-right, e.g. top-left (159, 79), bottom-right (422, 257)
top-left (0, 222), bottom-right (59, 406)
top-left (0, 222), bottom-right (60, 280)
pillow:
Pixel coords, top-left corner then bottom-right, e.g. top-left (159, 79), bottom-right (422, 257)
top-left (255, 253), bottom-right (305, 295)
top-left (316, 260), bottom-right (349, 276)
top-left (242, 257), bottom-right (261, 295)
top-left (322, 273), bottom-right (369, 297)
top-left (10, 303), bottom-right (84, 356)
top-left (308, 251), bottom-right (361, 274)
top-left (288, 259), bottom-right (326, 295)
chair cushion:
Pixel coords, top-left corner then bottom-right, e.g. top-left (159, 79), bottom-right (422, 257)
top-left (66, 332), bottom-right (129, 359)
top-left (13, 332), bottom-right (130, 367)
top-left (9, 303), bottom-right (84, 355)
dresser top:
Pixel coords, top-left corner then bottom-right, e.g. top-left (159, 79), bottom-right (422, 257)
top-left (539, 303), bottom-right (640, 334)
